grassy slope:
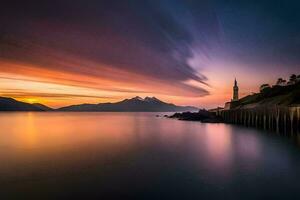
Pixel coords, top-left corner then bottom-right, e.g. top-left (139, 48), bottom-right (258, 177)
top-left (237, 82), bottom-right (300, 108)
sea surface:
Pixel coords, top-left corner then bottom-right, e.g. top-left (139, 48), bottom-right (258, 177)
top-left (0, 112), bottom-right (300, 199)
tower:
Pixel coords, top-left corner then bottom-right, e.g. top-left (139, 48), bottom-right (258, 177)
top-left (232, 78), bottom-right (239, 101)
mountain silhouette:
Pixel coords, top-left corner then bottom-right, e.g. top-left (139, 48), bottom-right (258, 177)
top-left (32, 103), bottom-right (53, 111)
top-left (58, 96), bottom-right (198, 112)
top-left (0, 97), bottom-right (52, 111)
top-left (0, 96), bottom-right (198, 112)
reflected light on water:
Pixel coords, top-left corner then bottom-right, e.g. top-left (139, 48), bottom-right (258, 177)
top-left (23, 112), bottom-right (38, 149)
top-left (200, 124), bottom-right (233, 177)
top-left (1, 112), bottom-right (300, 199)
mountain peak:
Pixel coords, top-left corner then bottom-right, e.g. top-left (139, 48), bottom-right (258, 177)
top-left (131, 96), bottom-right (144, 101)
top-left (144, 96), bottom-right (162, 103)
top-left (128, 96), bottom-right (163, 103)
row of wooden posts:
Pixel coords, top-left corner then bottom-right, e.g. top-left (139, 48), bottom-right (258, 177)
top-left (217, 106), bottom-right (300, 135)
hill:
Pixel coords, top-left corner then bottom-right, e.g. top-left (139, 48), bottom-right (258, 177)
top-left (32, 103), bottom-right (53, 111)
top-left (0, 97), bottom-right (52, 111)
top-left (235, 82), bottom-right (300, 108)
top-left (58, 96), bottom-right (198, 112)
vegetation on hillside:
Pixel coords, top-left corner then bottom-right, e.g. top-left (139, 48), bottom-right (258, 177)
top-left (238, 74), bottom-right (300, 107)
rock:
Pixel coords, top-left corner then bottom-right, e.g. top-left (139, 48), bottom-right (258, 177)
top-left (167, 110), bottom-right (223, 123)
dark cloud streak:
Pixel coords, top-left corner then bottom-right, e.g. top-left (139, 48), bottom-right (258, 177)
top-left (0, 0), bottom-right (213, 96)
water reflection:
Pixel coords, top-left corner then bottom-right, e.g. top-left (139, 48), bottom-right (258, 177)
top-left (0, 112), bottom-right (300, 199)
top-left (203, 124), bottom-right (233, 171)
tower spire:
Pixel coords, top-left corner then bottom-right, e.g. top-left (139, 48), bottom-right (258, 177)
top-left (232, 78), bottom-right (239, 101)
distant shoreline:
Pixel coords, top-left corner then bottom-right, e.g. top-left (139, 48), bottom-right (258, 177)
top-left (0, 96), bottom-right (198, 112)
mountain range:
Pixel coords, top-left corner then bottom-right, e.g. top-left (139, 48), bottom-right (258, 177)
top-left (0, 96), bottom-right (198, 112)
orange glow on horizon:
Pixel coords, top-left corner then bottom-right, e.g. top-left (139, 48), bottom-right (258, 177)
top-left (0, 57), bottom-right (262, 108)
top-left (24, 98), bottom-right (39, 104)
top-left (0, 58), bottom-right (213, 108)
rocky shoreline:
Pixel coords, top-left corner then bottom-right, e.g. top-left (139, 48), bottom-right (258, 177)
top-left (167, 109), bottom-right (223, 123)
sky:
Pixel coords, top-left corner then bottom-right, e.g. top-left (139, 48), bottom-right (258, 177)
top-left (0, 0), bottom-right (299, 108)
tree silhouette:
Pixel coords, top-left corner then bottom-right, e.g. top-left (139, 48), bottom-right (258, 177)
top-left (260, 84), bottom-right (270, 92)
top-left (276, 78), bottom-right (286, 86)
top-left (289, 74), bottom-right (297, 83)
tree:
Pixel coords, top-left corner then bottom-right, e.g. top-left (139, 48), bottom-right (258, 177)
top-left (276, 78), bottom-right (286, 86)
top-left (260, 84), bottom-right (270, 92)
top-left (289, 74), bottom-right (297, 83)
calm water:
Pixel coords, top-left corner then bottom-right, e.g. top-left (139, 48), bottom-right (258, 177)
top-left (1, 112), bottom-right (300, 199)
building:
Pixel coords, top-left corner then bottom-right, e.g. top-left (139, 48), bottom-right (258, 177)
top-left (232, 78), bottom-right (239, 101)
top-left (224, 78), bottom-right (239, 110)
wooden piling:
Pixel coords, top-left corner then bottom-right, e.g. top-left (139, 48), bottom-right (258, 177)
top-left (218, 106), bottom-right (300, 135)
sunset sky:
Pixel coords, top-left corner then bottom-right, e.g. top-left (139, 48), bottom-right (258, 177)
top-left (0, 0), bottom-right (299, 108)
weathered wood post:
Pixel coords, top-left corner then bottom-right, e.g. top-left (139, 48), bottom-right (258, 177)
top-left (283, 109), bottom-right (287, 135)
top-left (289, 107), bottom-right (295, 135)
top-left (251, 111), bottom-right (254, 127)
top-left (248, 111), bottom-right (251, 127)
top-left (228, 111), bottom-right (230, 123)
top-left (255, 111), bottom-right (258, 128)
top-left (268, 110), bottom-right (272, 131)
top-left (276, 107), bottom-right (280, 134)
top-left (234, 111), bottom-right (236, 124)
top-left (271, 111), bottom-right (274, 131)
top-left (296, 107), bottom-right (300, 133)
top-left (263, 109), bottom-right (267, 130)
top-left (244, 110), bottom-right (247, 125)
